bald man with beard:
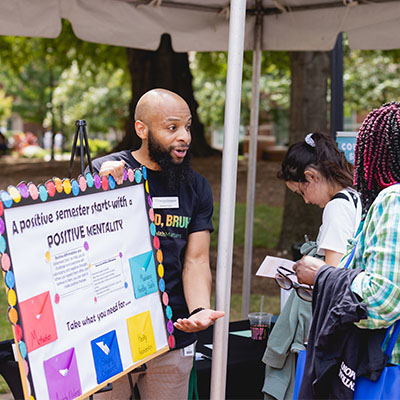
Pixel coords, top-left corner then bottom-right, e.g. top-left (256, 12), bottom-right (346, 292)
top-left (91, 89), bottom-right (224, 400)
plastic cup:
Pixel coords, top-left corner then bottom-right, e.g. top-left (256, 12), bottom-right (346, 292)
top-left (248, 312), bottom-right (272, 341)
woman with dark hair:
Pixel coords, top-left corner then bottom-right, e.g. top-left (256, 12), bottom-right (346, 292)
top-left (294, 102), bottom-right (400, 398)
top-left (278, 132), bottom-right (362, 266)
top-left (262, 133), bottom-right (362, 400)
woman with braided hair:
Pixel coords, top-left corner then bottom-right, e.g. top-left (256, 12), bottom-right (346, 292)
top-left (293, 102), bottom-right (400, 398)
top-left (354, 102), bottom-right (400, 211)
top-left (345, 101), bottom-right (400, 345)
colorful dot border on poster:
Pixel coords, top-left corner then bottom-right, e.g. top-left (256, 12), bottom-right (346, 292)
top-left (142, 166), bottom-right (175, 349)
top-left (0, 166), bottom-right (175, 398)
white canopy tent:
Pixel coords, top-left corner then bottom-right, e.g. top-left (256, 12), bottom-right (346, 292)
top-left (3, 0), bottom-right (400, 51)
top-left (2, 1), bottom-right (400, 399)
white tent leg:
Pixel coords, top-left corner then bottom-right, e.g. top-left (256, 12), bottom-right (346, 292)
top-left (242, 3), bottom-right (262, 319)
top-left (210, 1), bottom-right (246, 399)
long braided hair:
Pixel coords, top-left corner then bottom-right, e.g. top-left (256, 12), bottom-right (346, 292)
top-left (354, 102), bottom-right (400, 212)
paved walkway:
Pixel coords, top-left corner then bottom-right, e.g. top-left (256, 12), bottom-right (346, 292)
top-left (0, 392), bottom-right (12, 400)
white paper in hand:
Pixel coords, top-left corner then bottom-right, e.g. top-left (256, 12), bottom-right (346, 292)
top-left (256, 256), bottom-right (298, 283)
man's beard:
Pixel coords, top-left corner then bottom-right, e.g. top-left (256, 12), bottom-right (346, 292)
top-left (148, 130), bottom-right (192, 192)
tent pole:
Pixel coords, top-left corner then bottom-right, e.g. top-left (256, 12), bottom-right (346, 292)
top-left (330, 32), bottom-right (343, 139)
top-left (210, 1), bottom-right (246, 399)
top-left (242, 0), bottom-right (263, 319)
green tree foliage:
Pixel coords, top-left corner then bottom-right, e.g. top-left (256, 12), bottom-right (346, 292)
top-left (343, 36), bottom-right (400, 114)
top-left (0, 21), bottom-right (127, 135)
top-left (2, 23), bottom-right (400, 153)
top-left (192, 44), bottom-right (400, 139)
top-left (0, 59), bottom-right (63, 127)
top-left (0, 89), bottom-right (12, 125)
top-left (0, 21), bottom-right (126, 71)
top-left (191, 51), bottom-right (290, 132)
top-left (50, 62), bottom-right (130, 136)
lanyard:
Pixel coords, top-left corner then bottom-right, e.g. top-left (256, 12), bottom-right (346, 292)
top-left (344, 243), bottom-right (357, 269)
top-left (344, 219), bottom-right (365, 269)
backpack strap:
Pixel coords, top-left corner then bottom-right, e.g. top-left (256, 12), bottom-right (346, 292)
top-left (331, 191), bottom-right (359, 208)
top-left (331, 192), bottom-right (349, 202)
top-left (348, 191), bottom-right (359, 208)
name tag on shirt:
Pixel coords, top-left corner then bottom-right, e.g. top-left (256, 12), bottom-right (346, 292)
top-left (182, 343), bottom-right (195, 357)
top-left (152, 197), bottom-right (179, 209)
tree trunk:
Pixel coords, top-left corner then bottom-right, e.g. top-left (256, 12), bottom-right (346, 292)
top-left (115, 34), bottom-right (214, 157)
top-left (278, 51), bottom-right (330, 254)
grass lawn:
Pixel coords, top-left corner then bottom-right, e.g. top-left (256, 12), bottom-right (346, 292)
top-left (211, 203), bottom-right (283, 249)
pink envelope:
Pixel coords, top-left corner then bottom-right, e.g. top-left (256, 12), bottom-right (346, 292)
top-left (19, 291), bottom-right (58, 353)
top-left (43, 347), bottom-right (82, 399)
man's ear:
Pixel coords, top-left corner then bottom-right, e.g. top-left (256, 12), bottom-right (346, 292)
top-left (135, 120), bottom-right (148, 140)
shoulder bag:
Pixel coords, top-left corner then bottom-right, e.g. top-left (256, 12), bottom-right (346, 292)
top-left (353, 320), bottom-right (400, 399)
top-left (293, 238), bottom-right (400, 399)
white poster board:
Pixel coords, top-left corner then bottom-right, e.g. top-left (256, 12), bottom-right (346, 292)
top-left (0, 167), bottom-right (173, 399)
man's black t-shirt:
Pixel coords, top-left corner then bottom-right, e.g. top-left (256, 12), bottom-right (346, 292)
top-left (91, 150), bottom-right (214, 349)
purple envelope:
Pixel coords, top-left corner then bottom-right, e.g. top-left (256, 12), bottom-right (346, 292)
top-left (43, 347), bottom-right (82, 400)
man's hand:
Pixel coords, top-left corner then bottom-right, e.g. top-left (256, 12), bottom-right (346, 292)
top-left (174, 309), bottom-right (225, 333)
top-left (99, 160), bottom-right (126, 185)
top-left (293, 256), bottom-right (326, 286)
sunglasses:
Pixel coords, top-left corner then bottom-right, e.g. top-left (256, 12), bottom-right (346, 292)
top-left (274, 266), bottom-right (313, 302)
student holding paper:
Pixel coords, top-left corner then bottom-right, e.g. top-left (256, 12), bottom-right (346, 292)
top-left (262, 133), bottom-right (363, 399)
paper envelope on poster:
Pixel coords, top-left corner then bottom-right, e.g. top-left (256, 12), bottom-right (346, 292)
top-left (91, 330), bottom-right (123, 384)
top-left (43, 347), bottom-right (82, 399)
top-left (129, 251), bottom-right (158, 299)
top-left (19, 291), bottom-right (58, 353)
top-left (127, 311), bottom-right (156, 362)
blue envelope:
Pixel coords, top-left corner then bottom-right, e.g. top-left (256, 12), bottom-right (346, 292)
top-left (129, 251), bottom-right (158, 299)
top-left (91, 330), bottom-right (123, 384)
